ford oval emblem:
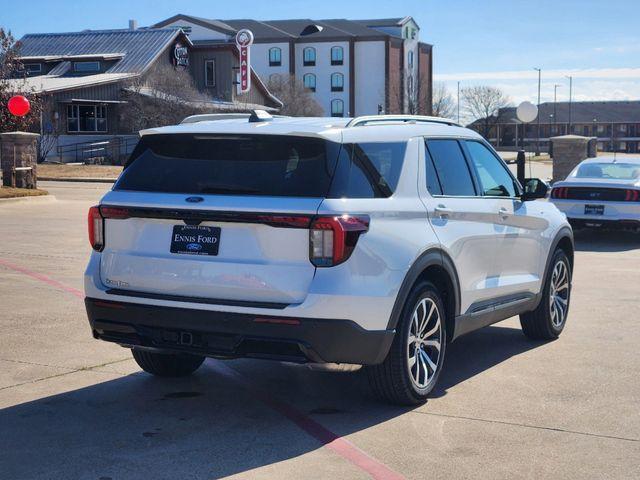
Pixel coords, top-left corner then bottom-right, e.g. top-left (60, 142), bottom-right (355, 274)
top-left (186, 243), bottom-right (203, 252)
top-left (185, 196), bottom-right (204, 203)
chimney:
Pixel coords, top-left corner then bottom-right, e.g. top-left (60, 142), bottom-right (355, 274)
top-left (128, 19), bottom-right (138, 30)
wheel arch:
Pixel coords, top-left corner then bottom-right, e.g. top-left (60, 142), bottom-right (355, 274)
top-left (387, 248), bottom-right (460, 342)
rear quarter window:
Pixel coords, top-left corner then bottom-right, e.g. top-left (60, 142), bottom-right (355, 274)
top-left (115, 134), bottom-right (340, 197)
top-left (328, 142), bottom-right (407, 198)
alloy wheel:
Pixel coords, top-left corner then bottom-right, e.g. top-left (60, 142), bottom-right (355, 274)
top-left (549, 260), bottom-right (569, 328)
top-left (407, 297), bottom-right (443, 389)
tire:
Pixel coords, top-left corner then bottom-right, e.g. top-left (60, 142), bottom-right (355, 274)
top-left (131, 349), bottom-right (205, 377)
top-left (367, 281), bottom-right (447, 405)
top-left (520, 249), bottom-right (572, 340)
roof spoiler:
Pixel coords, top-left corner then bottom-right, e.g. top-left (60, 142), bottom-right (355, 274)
top-left (346, 115), bottom-right (462, 128)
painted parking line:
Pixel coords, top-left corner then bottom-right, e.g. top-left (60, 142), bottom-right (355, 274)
top-left (0, 257), bottom-right (405, 480)
top-left (0, 258), bottom-right (83, 298)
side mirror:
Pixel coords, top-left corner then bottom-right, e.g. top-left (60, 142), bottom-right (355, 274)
top-left (522, 178), bottom-right (549, 200)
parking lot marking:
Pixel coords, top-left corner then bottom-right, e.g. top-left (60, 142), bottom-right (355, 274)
top-left (0, 258), bottom-right (83, 299)
top-left (210, 361), bottom-right (405, 480)
top-left (0, 257), bottom-right (405, 479)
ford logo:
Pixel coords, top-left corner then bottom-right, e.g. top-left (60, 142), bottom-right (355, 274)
top-left (185, 196), bottom-right (204, 203)
top-left (186, 243), bottom-right (203, 252)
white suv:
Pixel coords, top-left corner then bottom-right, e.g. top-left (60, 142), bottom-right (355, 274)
top-left (84, 113), bottom-right (574, 405)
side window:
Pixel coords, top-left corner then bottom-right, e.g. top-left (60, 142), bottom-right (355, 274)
top-left (465, 141), bottom-right (518, 197)
top-left (425, 139), bottom-right (476, 196)
top-left (329, 142), bottom-right (407, 198)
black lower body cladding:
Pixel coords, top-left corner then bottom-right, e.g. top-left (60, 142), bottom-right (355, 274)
top-left (85, 298), bottom-right (394, 365)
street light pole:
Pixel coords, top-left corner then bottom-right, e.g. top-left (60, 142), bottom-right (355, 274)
top-left (553, 84), bottom-right (561, 129)
top-left (534, 67), bottom-right (541, 155)
top-left (566, 75), bottom-right (573, 133)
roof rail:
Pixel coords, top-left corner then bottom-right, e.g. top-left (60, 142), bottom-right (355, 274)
top-left (346, 115), bottom-right (462, 128)
top-left (180, 113), bottom-right (251, 124)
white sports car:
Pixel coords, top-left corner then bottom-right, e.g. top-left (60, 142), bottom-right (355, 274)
top-left (550, 156), bottom-right (640, 231)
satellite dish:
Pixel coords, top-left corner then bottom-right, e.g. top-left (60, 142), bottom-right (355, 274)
top-left (516, 101), bottom-right (538, 123)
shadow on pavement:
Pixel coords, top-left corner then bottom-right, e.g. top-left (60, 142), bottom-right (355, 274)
top-left (0, 326), bottom-right (543, 479)
top-left (574, 229), bottom-right (640, 252)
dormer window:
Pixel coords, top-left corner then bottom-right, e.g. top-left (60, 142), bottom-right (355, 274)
top-left (74, 61), bottom-right (100, 73)
top-left (24, 63), bottom-right (42, 75)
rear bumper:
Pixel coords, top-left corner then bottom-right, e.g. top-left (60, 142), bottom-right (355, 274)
top-left (85, 298), bottom-right (395, 365)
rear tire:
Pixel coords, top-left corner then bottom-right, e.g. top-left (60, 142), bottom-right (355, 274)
top-left (367, 281), bottom-right (447, 405)
top-left (520, 249), bottom-right (571, 340)
top-left (131, 349), bottom-right (205, 377)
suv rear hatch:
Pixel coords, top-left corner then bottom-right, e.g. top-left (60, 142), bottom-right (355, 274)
top-left (95, 133), bottom-right (341, 307)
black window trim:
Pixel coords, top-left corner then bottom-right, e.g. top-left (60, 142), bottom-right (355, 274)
top-left (204, 59), bottom-right (216, 87)
top-left (303, 47), bottom-right (316, 66)
top-left (330, 46), bottom-right (344, 66)
top-left (330, 72), bottom-right (344, 92)
top-left (268, 47), bottom-right (282, 67)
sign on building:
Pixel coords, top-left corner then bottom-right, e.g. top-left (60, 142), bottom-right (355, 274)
top-left (235, 29), bottom-right (254, 94)
top-left (172, 42), bottom-right (189, 69)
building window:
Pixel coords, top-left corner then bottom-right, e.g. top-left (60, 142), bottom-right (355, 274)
top-left (74, 61), bottom-right (100, 73)
top-left (408, 51), bottom-right (414, 70)
top-left (24, 63), bottom-right (42, 75)
top-left (269, 47), bottom-right (282, 67)
top-left (331, 73), bottom-right (344, 92)
top-left (303, 47), bottom-right (316, 66)
top-left (205, 60), bottom-right (216, 87)
top-left (303, 73), bottom-right (316, 92)
top-left (67, 104), bottom-right (107, 133)
top-left (331, 99), bottom-right (344, 117)
top-left (331, 46), bottom-right (343, 65)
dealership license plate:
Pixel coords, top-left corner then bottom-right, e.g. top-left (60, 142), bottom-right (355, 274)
top-left (584, 204), bottom-right (604, 215)
top-left (170, 225), bottom-right (221, 256)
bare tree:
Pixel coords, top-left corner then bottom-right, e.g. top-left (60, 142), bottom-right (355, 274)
top-left (462, 85), bottom-right (511, 138)
top-left (431, 82), bottom-right (455, 119)
top-left (266, 74), bottom-right (323, 117)
top-left (121, 62), bottom-right (212, 132)
top-left (0, 27), bottom-right (43, 133)
top-left (386, 70), bottom-right (432, 115)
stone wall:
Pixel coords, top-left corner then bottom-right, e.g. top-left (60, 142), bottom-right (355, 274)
top-left (550, 135), bottom-right (593, 182)
top-left (0, 132), bottom-right (39, 189)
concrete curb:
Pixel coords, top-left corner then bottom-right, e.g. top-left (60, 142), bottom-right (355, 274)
top-left (0, 194), bottom-right (57, 205)
top-left (38, 177), bottom-right (116, 183)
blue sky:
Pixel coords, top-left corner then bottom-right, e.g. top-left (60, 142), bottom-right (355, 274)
top-left (3, 0), bottom-right (639, 103)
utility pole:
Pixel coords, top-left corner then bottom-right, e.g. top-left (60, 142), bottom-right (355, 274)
top-left (534, 68), bottom-right (541, 155)
top-left (566, 75), bottom-right (573, 134)
top-left (553, 84), bottom-right (561, 129)
top-left (457, 81), bottom-right (460, 124)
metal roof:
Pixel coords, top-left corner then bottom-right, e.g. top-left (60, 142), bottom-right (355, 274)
top-left (17, 28), bottom-right (186, 74)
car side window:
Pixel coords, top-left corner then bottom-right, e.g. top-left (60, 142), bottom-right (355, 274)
top-left (424, 143), bottom-right (443, 195)
top-left (465, 141), bottom-right (518, 197)
top-left (425, 139), bottom-right (476, 196)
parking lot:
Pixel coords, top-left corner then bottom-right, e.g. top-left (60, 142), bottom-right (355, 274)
top-left (1, 179), bottom-right (639, 479)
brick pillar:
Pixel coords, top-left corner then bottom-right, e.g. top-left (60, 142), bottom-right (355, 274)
top-left (0, 132), bottom-right (39, 189)
top-left (549, 134), bottom-right (590, 183)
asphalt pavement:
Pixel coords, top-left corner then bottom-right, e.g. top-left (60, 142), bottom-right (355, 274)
top-left (0, 180), bottom-right (638, 479)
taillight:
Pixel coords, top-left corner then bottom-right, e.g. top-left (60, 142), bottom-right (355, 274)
top-left (624, 189), bottom-right (639, 202)
top-left (88, 206), bottom-right (131, 251)
top-left (88, 206), bottom-right (104, 251)
top-left (551, 187), bottom-right (569, 199)
top-left (309, 215), bottom-right (369, 267)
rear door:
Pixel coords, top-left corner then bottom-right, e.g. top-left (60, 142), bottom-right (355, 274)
top-left (98, 133), bottom-right (340, 306)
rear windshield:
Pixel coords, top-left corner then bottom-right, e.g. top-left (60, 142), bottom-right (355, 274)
top-left (572, 162), bottom-right (640, 180)
top-left (115, 134), bottom-right (340, 197)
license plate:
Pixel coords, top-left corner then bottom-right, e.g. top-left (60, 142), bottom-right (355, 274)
top-left (584, 204), bottom-right (604, 215)
top-left (170, 225), bottom-right (220, 256)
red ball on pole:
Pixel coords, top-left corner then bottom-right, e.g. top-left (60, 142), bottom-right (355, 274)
top-left (8, 95), bottom-right (31, 117)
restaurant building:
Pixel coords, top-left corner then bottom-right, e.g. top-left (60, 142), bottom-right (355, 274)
top-left (8, 24), bottom-right (282, 162)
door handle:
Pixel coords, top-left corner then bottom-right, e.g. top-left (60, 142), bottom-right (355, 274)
top-left (498, 207), bottom-right (510, 219)
top-left (434, 205), bottom-right (453, 218)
